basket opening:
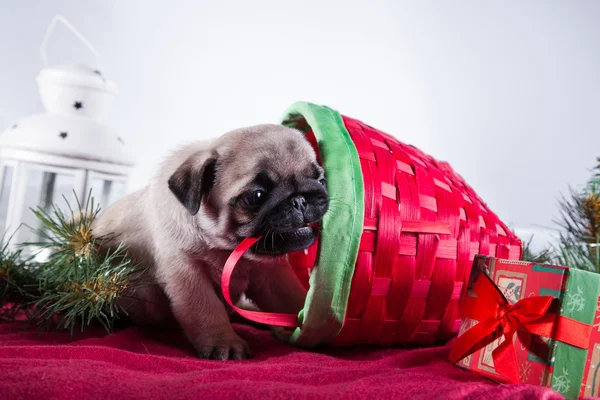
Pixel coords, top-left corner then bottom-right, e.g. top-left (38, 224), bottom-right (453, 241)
top-left (281, 103), bottom-right (364, 348)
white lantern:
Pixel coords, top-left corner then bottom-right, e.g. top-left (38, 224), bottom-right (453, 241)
top-left (0, 16), bottom-right (134, 250)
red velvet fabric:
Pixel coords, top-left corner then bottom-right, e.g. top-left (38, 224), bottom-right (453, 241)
top-left (0, 322), bottom-right (569, 400)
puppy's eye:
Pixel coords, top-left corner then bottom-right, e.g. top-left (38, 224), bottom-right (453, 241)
top-left (319, 178), bottom-right (326, 186)
top-left (241, 190), bottom-right (266, 208)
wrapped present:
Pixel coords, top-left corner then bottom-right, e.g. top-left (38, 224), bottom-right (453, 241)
top-left (449, 256), bottom-right (600, 399)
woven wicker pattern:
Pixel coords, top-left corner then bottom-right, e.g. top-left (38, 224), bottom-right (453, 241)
top-left (294, 115), bottom-right (522, 346)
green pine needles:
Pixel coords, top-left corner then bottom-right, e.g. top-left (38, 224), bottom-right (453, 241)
top-left (0, 195), bottom-right (141, 333)
top-left (0, 242), bottom-right (37, 322)
top-left (553, 180), bottom-right (600, 273)
top-left (520, 237), bottom-right (553, 265)
top-left (523, 159), bottom-right (600, 273)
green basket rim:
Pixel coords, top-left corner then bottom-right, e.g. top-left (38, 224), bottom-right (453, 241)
top-left (281, 101), bottom-right (364, 347)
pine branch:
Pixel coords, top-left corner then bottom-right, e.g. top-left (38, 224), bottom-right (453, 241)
top-left (521, 236), bottom-right (554, 264)
top-left (0, 192), bottom-right (145, 334)
top-left (28, 195), bottom-right (143, 333)
top-left (25, 194), bottom-right (102, 263)
top-left (554, 234), bottom-right (600, 273)
top-left (552, 160), bottom-right (600, 272)
top-left (0, 242), bottom-right (38, 322)
top-left (32, 243), bottom-right (137, 333)
top-left (556, 187), bottom-right (600, 244)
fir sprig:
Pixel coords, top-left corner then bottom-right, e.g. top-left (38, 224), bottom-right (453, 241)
top-left (553, 168), bottom-right (600, 273)
top-left (553, 235), bottom-right (600, 273)
top-left (521, 237), bottom-right (554, 265)
top-left (32, 243), bottom-right (135, 333)
top-left (557, 184), bottom-right (600, 245)
top-left (0, 193), bottom-right (144, 334)
top-left (523, 161), bottom-right (600, 273)
top-left (26, 195), bottom-right (142, 333)
top-left (25, 194), bottom-right (102, 267)
top-left (0, 241), bottom-right (38, 322)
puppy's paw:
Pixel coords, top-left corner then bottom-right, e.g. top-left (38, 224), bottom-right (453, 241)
top-left (195, 335), bottom-right (252, 360)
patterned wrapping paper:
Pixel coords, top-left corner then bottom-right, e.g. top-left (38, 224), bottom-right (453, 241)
top-left (455, 256), bottom-right (600, 399)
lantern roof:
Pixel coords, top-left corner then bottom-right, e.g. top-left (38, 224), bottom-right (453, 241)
top-left (38, 64), bottom-right (118, 96)
top-left (0, 112), bottom-right (135, 166)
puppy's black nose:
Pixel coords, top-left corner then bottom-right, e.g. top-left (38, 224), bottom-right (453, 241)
top-left (291, 195), bottom-right (307, 212)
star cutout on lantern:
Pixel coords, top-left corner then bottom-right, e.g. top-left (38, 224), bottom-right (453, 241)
top-left (73, 101), bottom-right (83, 110)
top-left (59, 132), bottom-right (68, 139)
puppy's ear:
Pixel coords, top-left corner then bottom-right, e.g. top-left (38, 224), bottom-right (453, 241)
top-left (168, 152), bottom-right (217, 215)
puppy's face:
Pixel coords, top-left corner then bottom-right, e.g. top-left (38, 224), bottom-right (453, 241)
top-left (168, 125), bottom-right (329, 256)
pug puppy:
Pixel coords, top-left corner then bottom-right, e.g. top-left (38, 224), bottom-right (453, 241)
top-left (92, 124), bottom-right (329, 360)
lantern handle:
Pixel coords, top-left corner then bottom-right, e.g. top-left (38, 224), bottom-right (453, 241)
top-left (40, 15), bottom-right (100, 67)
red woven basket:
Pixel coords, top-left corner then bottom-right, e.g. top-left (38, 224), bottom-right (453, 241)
top-left (223, 102), bottom-right (522, 348)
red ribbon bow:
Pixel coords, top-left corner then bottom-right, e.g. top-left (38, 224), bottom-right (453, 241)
top-left (449, 272), bottom-right (591, 384)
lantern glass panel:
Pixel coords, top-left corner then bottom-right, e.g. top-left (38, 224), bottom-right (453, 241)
top-left (0, 165), bottom-right (14, 236)
top-left (88, 177), bottom-right (126, 210)
top-left (20, 168), bottom-right (77, 244)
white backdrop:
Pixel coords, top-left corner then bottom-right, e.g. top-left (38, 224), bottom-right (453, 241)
top-left (1, 1), bottom-right (599, 250)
